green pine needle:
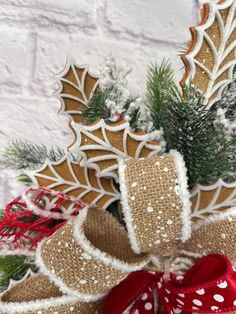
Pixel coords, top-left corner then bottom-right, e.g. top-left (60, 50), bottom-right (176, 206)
top-left (215, 66), bottom-right (236, 121)
top-left (0, 256), bottom-right (37, 292)
top-left (146, 60), bottom-right (178, 130)
top-left (81, 88), bottom-right (112, 124)
top-left (146, 61), bottom-right (236, 185)
top-left (16, 174), bottom-right (33, 185)
top-left (178, 40), bottom-right (191, 56)
top-left (0, 139), bottom-right (65, 170)
top-left (0, 209), bottom-right (5, 221)
top-left (162, 86), bottom-right (236, 185)
top-left (81, 87), bottom-right (141, 131)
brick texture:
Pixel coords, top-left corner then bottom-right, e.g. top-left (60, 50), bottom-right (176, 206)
top-left (0, 0), bottom-right (204, 205)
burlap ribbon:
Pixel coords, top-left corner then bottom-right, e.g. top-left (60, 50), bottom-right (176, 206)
top-left (1, 150), bottom-right (236, 313)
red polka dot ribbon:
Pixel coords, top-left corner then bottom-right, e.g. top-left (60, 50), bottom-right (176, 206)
top-left (102, 254), bottom-right (236, 314)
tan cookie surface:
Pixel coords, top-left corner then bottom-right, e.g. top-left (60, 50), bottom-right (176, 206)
top-left (56, 61), bottom-right (99, 124)
top-left (191, 179), bottom-right (236, 221)
top-left (181, 0), bottom-right (236, 107)
top-left (69, 119), bottom-right (164, 181)
top-left (28, 155), bottom-right (120, 210)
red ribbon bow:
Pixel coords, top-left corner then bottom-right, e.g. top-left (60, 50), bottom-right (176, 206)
top-left (103, 254), bottom-right (236, 314)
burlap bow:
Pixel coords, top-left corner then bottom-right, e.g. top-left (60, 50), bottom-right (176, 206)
top-left (1, 151), bottom-right (236, 313)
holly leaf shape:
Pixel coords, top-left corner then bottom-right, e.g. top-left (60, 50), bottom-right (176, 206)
top-left (191, 179), bottom-right (236, 221)
top-left (27, 156), bottom-right (120, 210)
top-left (69, 119), bottom-right (164, 181)
top-left (55, 60), bottom-right (99, 124)
top-left (181, 0), bottom-right (236, 107)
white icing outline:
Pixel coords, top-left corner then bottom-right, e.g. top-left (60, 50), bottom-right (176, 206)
top-left (169, 150), bottom-right (192, 242)
top-left (27, 154), bottom-right (120, 211)
top-left (69, 119), bottom-right (164, 182)
top-left (192, 205), bottom-right (236, 230)
top-left (118, 159), bottom-right (141, 254)
top-left (35, 238), bottom-right (105, 302)
top-left (191, 179), bottom-right (236, 220)
top-left (54, 58), bottom-right (99, 121)
top-left (184, 0), bottom-right (236, 107)
top-left (73, 207), bottom-right (150, 271)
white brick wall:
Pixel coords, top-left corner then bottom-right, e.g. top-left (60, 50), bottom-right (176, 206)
top-left (0, 0), bottom-right (207, 205)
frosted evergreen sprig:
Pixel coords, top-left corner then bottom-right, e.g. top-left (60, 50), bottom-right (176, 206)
top-left (215, 108), bottom-right (236, 140)
top-left (146, 62), bottom-right (236, 185)
top-left (0, 139), bottom-right (65, 170)
top-left (162, 87), bottom-right (236, 184)
top-left (146, 60), bottom-right (178, 131)
top-left (213, 67), bottom-right (236, 174)
top-left (215, 66), bottom-right (236, 122)
top-left (0, 256), bottom-right (37, 292)
top-left (99, 54), bottom-right (132, 92)
top-left (82, 55), bottom-right (153, 132)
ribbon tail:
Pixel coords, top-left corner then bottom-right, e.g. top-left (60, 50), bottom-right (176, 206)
top-left (163, 254), bottom-right (236, 313)
top-left (102, 271), bottom-right (157, 314)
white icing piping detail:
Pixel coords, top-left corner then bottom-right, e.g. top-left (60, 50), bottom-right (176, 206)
top-left (192, 206), bottom-right (236, 230)
top-left (54, 57), bottom-right (99, 121)
top-left (69, 119), bottom-right (164, 182)
top-left (184, 0), bottom-right (236, 107)
top-left (191, 179), bottom-right (236, 220)
top-left (27, 154), bottom-right (120, 211)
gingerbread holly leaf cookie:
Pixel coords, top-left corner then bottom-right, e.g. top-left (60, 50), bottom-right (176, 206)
top-left (181, 0), bottom-right (236, 107)
top-left (28, 155), bottom-right (120, 210)
top-left (191, 179), bottom-right (236, 221)
top-left (56, 60), bottom-right (99, 124)
top-left (69, 119), bottom-right (164, 181)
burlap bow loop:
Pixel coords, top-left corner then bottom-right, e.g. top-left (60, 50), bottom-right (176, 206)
top-left (1, 151), bottom-right (236, 313)
top-left (38, 206), bottom-right (150, 300)
top-left (178, 209), bottom-right (236, 262)
top-left (118, 150), bottom-right (192, 256)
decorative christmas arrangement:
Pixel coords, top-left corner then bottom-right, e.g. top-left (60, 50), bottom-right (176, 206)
top-left (0, 0), bottom-right (235, 313)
